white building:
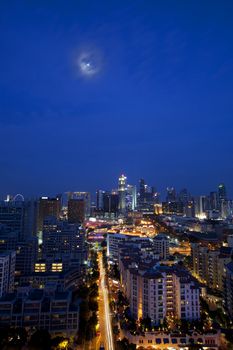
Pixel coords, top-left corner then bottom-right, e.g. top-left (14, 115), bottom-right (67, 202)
top-left (119, 252), bottom-right (200, 325)
top-left (107, 233), bottom-right (150, 261)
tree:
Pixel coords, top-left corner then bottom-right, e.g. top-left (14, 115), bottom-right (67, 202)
top-left (88, 299), bottom-right (98, 312)
top-left (0, 327), bottom-right (9, 349)
top-left (141, 316), bottom-right (152, 331)
top-left (116, 338), bottom-right (136, 350)
top-left (28, 329), bottom-right (51, 350)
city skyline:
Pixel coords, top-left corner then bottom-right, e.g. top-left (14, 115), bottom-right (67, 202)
top-left (0, 178), bottom-right (230, 201)
top-left (1, 1), bottom-right (233, 198)
top-left (0, 175), bottom-right (231, 201)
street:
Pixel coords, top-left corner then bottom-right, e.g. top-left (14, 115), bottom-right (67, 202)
top-left (97, 251), bottom-right (114, 350)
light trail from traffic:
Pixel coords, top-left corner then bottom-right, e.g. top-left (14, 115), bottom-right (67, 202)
top-left (99, 252), bottom-right (114, 350)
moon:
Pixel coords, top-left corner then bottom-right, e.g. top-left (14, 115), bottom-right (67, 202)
top-left (77, 51), bottom-right (101, 77)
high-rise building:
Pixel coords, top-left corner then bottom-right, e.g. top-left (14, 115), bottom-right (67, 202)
top-left (126, 185), bottom-right (137, 211)
top-left (96, 190), bottom-right (105, 211)
top-left (138, 179), bottom-right (157, 211)
top-left (118, 174), bottom-right (127, 213)
top-left (179, 188), bottom-right (189, 204)
top-left (38, 196), bottom-right (61, 232)
top-left (195, 195), bottom-right (207, 219)
top-left (102, 191), bottom-right (119, 214)
top-left (218, 183), bottom-right (227, 201)
top-left (0, 199), bottom-right (38, 240)
top-left (68, 199), bottom-right (85, 223)
top-left (139, 179), bottom-right (146, 203)
top-left (224, 262), bottom-right (233, 320)
top-left (0, 251), bottom-right (16, 297)
top-left (15, 238), bottom-right (38, 277)
top-left (166, 187), bottom-right (176, 203)
top-left (162, 201), bottom-right (184, 215)
top-left (0, 224), bottom-right (18, 251)
top-left (42, 219), bottom-right (86, 272)
top-left (66, 192), bottom-right (91, 218)
top-left (227, 235), bottom-right (233, 248)
top-left (191, 243), bottom-right (232, 291)
top-left (209, 191), bottom-right (218, 210)
top-left (153, 234), bottom-right (170, 260)
top-left (119, 252), bottom-right (200, 324)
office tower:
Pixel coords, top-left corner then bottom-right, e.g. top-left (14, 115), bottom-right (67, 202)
top-left (218, 183), bottom-right (227, 201)
top-left (0, 251), bottom-right (16, 297)
top-left (0, 199), bottom-right (38, 240)
top-left (102, 191), bottom-right (119, 214)
top-left (210, 191), bottom-right (218, 210)
top-left (66, 192), bottom-right (91, 218)
top-left (166, 187), bottom-right (176, 203)
top-left (96, 190), bottom-right (105, 210)
top-left (43, 219), bottom-right (86, 271)
top-left (153, 234), bottom-right (169, 259)
top-left (183, 200), bottom-right (195, 217)
top-left (118, 174), bottom-right (127, 213)
top-left (38, 196), bottom-right (61, 232)
top-left (138, 179), bottom-right (157, 212)
top-left (139, 179), bottom-right (146, 203)
top-left (0, 198), bottom-right (39, 282)
top-left (162, 201), bottom-right (184, 215)
top-left (15, 238), bottom-right (38, 277)
top-left (220, 199), bottom-right (232, 219)
top-left (224, 262), bottom-right (233, 320)
top-left (194, 195), bottom-right (207, 218)
top-left (0, 224), bottom-right (18, 251)
top-left (179, 188), bottom-right (189, 204)
top-left (68, 199), bottom-right (85, 223)
top-left (126, 185), bottom-right (137, 211)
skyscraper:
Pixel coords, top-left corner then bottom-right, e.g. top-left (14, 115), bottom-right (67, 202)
top-left (38, 196), bottom-right (61, 232)
top-left (43, 218), bottom-right (87, 271)
top-left (126, 185), bottom-right (137, 211)
top-left (179, 188), bottom-right (189, 204)
top-left (0, 198), bottom-right (38, 240)
top-left (68, 199), bottom-right (85, 223)
top-left (96, 190), bottom-right (105, 211)
top-left (166, 187), bottom-right (176, 203)
top-left (218, 183), bottom-right (227, 201)
top-left (0, 251), bottom-right (16, 297)
top-left (66, 192), bottom-right (91, 217)
top-left (103, 191), bottom-right (119, 214)
top-left (118, 174), bottom-right (127, 213)
top-left (139, 179), bottom-right (146, 203)
top-left (210, 191), bottom-right (218, 210)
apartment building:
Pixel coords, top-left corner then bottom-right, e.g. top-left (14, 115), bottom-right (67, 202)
top-left (119, 250), bottom-right (200, 325)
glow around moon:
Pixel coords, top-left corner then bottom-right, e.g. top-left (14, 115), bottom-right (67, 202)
top-left (77, 50), bottom-right (101, 77)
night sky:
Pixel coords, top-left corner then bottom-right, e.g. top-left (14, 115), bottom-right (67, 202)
top-left (1, 1), bottom-right (233, 199)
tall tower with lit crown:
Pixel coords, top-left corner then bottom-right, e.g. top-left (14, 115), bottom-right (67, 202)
top-left (118, 174), bottom-right (127, 213)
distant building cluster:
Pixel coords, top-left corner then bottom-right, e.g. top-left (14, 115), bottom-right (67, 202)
top-left (0, 174), bottom-right (232, 342)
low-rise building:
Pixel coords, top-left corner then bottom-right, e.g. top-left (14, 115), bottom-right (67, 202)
top-left (0, 287), bottom-right (79, 334)
top-left (123, 330), bottom-right (221, 349)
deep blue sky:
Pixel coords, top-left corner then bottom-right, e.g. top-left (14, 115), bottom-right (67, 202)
top-left (1, 1), bottom-right (233, 199)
